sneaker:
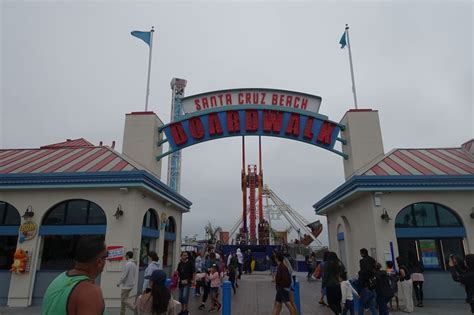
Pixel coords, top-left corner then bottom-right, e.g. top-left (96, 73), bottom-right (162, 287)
top-left (216, 303), bottom-right (222, 311)
top-left (198, 304), bottom-right (205, 310)
top-left (195, 293), bottom-right (201, 297)
top-left (208, 307), bottom-right (216, 312)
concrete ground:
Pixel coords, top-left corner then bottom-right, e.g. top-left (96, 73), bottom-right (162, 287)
top-left (0, 271), bottom-right (468, 314)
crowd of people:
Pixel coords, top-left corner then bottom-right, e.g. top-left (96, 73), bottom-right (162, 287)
top-left (40, 236), bottom-right (474, 315)
top-left (315, 248), bottom-right (474, 315)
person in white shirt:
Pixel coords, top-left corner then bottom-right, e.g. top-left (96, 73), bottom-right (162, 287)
top-left (142, 251), bottom-right (161, 293)
top-left (236, 248), bottom-right (244, 279)
top-left (117, 251), bottom-right (138, 315)
top-left (340, 272), bottom-right (359, 315)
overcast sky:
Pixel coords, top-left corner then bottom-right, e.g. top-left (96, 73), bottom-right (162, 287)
top-left (1, 1), bottom-right (472, 244)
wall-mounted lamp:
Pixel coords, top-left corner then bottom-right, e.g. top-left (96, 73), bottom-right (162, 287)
top-left (381, 208), bottom-right (391, 223)
top-left (22, 205), bottom-right (35, 219)
top-left (470, 207), bottom-right (474, 219)
top-left (114, 205), bottom-right (124, 219)
top-left (160, 213), bottom-right (167, 230)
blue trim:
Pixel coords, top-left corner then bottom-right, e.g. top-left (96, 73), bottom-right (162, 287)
top-left (0, 171), bottom-right (192, 211)
top-left (39, 225), bottom-right (106, 235)
top-left (337, 232), bottom-right (345, 241)
top-left (0, 226), bottom-right (19, 235)
top-left (165, 232), bottom-right (176, 241)
top-left (313, 175), bottom-right (474, 214)
top-left (395, 227), bottom-right (466, 238)
top-left (142, 227), bottom-right (160, 238)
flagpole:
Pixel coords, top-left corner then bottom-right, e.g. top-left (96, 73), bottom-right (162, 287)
top-left (144, 26), bottom-right (154, 112)
top-left (345, 24), bottom-right (358, 109)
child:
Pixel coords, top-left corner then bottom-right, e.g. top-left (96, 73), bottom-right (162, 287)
top-left (227, 265), bottom-right (237, 294)
top-left (340, 272), bottom-right (359, 315)
top-left (207, 264), bottom-right (222, 312)
top-left (386, 261), bottom-right (399, 311)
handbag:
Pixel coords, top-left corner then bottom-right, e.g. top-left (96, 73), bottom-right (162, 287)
top-left (313, 264), bottom-right (322, 279)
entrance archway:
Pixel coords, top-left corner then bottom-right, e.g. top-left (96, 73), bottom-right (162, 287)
top-left (0, 201), bottom-right (21, 305)
top-left (163, 216), bottom-right (176, 276)
top-left (32, 199), bottom-right (106, 305)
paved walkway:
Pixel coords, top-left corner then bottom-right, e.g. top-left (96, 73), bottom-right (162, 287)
top-left (0, 271), bottom-right (468, 314)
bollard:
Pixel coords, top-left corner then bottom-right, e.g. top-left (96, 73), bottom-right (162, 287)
top-left (222, 280), bottom-right (232, 315)
top-left (293, 278), bottom-right (301, 315)
top-left (166, 278), bottom-right (171, 288)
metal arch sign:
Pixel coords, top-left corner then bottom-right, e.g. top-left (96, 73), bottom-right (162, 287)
top-left (157, 105), bottom-right (347, 160)
top-left (182, 88), bottom-right (322, 114)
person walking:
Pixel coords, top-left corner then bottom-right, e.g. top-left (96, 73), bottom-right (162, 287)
top-left (385, 261), bottom-right (399, 311)
top-left (374, 263), bottom-right (393, 315)
top-left (396, 256), bottom-right (414, 313)
top-left (207, 264), bottom-right (222, 312)
top-left (236, 248), bottom-right (244, 279)
top-left (271, 252), bottom-right (297, 315)
top-left (449, 254), bottom-right (474, 315)
top-left (118, 251), bottom-right (138, 315)
top-left (177, 251), bottom-right (195, 315)
top-left (319, 251), bottom-right (330, 306)
top-left (270, 251), bottom-right (278, 282)
top-left (142, 251), bottom-right (161, 293)
top-left (135, 269), bottom-right (177, 315)
top-left (323, 252), bottom-right (345, 315)
top-left (410, 259), bottom-right (425, 307)
top-left (358, 248), bottom-right (377, 315)
top-left (340, 271), bottom-right (359, 315)
top-left (227, 264), bottom-right (238, 294)
top-left (42, 236), bottom-right (107, 315)
top-left (198, 253), bottom-right (215, 311)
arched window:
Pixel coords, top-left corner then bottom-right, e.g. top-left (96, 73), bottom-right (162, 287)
top-left (395, 202), bottom-right (465, 271)
top-left (0, 201), bottom-right (21, 270)
top-left (165, 217), bottom-right (176, 233)
top-left (395, 202), bottom-right (462, 227)
top-left (40, 199), bottom-right (106, 270)
top-left (142, 209), bottom-right (158, 229)
top-left (42, 199), bottom-right (106, 225)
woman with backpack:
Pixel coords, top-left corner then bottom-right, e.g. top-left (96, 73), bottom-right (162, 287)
top-left (322, 252), bottom-right (345, 315)
top-left (396, 256), bottom-right (414, 313)
top-left (135, 270), bottom-right (177, 315)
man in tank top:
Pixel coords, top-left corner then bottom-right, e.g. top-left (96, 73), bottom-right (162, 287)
top-left (42, 236), bottom-right (107, 315)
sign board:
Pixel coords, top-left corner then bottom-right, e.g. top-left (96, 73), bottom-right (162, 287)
top-left (161, 107), bottom-right (344, 159)
top-left (19, 221), bottom-right (37, 241)
top-left (106, 246), bottom-right (125, 261)
top-left (182, 88), bottom-right (322, 114)
top-left (419, 239), bottom-right (440, 268)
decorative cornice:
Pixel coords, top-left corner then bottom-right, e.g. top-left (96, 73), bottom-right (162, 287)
top-left (313, 175), bottom-right (474, 215)
top-left (0, 171), bottom-right (192, 211)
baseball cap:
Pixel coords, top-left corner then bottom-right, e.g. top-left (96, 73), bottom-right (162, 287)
top-left (145, 269), bottom-right (167, 285)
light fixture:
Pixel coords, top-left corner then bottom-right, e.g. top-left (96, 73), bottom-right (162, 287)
top-left (114, 205), bottom-right (124, 219)
top-left (470, 207), bottom-right (474, 219)
top-left (160, 213), bottom-right (168, 230)
top-left (381, 208), bottom-right (391, 223)
top-left (22, 205), bottom-right (35, 219)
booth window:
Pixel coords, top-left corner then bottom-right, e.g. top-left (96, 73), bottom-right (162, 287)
top-left (40, 199), bottom-right (106, 270)
top-left (396, 202), bottom-right (465, 270)
top-left (0, 202), bottom-right (21, 270)
top-left (140, 209), bottom-right (159, 267)
top-left (165, 217), bottom-right (176, 233)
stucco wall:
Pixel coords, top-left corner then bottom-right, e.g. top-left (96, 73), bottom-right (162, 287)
top-left (0, 186), bottom-right (183, 307)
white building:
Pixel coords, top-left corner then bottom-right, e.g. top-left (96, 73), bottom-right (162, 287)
top-left (314, 109), bottom-right (474, 300)
top-left (0, 112), bottom-right (191, 307)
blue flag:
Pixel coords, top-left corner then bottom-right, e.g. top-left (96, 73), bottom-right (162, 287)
top-left (339, 31), bottom-right (347, 49)
top-left (131, 31), bottom-right (151, 46)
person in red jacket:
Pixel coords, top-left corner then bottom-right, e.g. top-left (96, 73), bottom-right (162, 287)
top-left (271, 252), bottom-right (297, 315)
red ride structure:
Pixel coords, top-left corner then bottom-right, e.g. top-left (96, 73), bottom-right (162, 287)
top-left (238, 136), bottom-right (269, 245)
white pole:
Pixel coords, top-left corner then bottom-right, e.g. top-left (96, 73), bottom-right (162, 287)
top-left (144, 26), bottom-right (154, 111)
top-left (345, 24), bottom-right (358, 109)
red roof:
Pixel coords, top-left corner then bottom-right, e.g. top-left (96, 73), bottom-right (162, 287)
top-left (363, 141), bottom-right (474, 176)
top-left (0, 139), bottom-right (137, 174)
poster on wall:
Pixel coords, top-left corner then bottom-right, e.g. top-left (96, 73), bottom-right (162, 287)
top-left (419, 240), bottom-right (439, 268)
top-left (106, 246), bottom-right (124, 261)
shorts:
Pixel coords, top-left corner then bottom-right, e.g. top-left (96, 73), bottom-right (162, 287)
top-left (275, 288), bottom-right (290, 303)
top-left (179, 285), bottom-right (191, 304)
